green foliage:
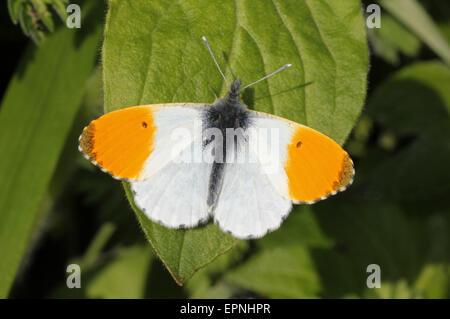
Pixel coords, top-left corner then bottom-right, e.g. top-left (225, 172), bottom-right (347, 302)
top-left (8, 0), bottom-right (69, 44)
top-left (366, 62), bottom-right (450, 202)
top-left (368, 13), bottom-right (421, 65)
top-left (85, 245), bottom-right (153, 299)
top-left (124, 183), bottom-right (239, 286)
top-left (380, 0), bottom-right (450, 66)
top-left (226, 244), bottom-right (321, 298)
top-left (367, 62), bottom-right (450, 137)
top-left (1, 0), bottom-right (449, 299)
top-left (103, 0), bottom-right (368, 285)
top-left (0, 1), bottom-right (103, 298)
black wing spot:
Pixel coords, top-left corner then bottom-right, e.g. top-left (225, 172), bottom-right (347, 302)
top-left (142, 121), bottom-right (148, 128)
top-left (296, 141), bottom-right (302, 148)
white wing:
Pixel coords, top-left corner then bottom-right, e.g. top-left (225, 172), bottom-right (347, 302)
top-left (131, 142), bottom-right (212, 228)
top-left (139, 104), bottom-right (207, 180)
top-left (130, 103), bottom-right (213, 228)
top-left (246, 111), bottom-right (294, 200)
top-left (212, 159), bottom-right (292, 239)
top-left (210, 111), bottom-right (294, 239)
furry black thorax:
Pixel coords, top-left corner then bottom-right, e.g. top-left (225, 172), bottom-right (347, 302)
top-left (203, 79), bottom-right (250, 133)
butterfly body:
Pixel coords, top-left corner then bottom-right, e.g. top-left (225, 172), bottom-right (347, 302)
top-left (204, 79), bottom-right (250, 211)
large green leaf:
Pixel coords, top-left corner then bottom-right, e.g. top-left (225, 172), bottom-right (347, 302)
top-left (0, 1), bottom-right (103, 298)
top-left (103, 0), bottom-right (368, 285)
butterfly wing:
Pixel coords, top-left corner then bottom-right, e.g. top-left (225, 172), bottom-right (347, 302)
top-left (212, 110), bottom-right (354, 238)
top-left (79, 103), bottom-right (207, 181)
top-left (213, 159), bottom-right (292, 239)
top-left (130, 141), bottom-right (213, 228)
top-left (248, 110), bottom-right (354, 204)
top-left (79, 103), bottom-right (213, 228)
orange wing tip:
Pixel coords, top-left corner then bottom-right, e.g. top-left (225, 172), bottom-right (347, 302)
top-left (78, 106), bottom-right (156, 181)
top-left (79, 122), bottom-right (96, 159)
top-left (334, 154), bottom-right (355, 190)
top-left (78, 123), bottom-right (131, 181)
top-left (292, 155), bottom-right (355, 205)
top-left (284, 124), bottom-right (355, 204)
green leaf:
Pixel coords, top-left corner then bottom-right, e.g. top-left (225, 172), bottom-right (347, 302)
top-left (365, 62), bottom-right (450, 202)
top-left (103, 0), bottom-right (368, 285)
top-left (86, 246), bottom-right (154, 299)
top-left (256, 206), bottom-right (332, 249)
top-left (367, 61), bottom-right (450, 138)
top-left (316, 201), bottom-right (420, 283)
top-left (184, 241), bottom-right (249, 298)
top-left (33, 1), bottom-right (55, 33)
top-left (369, 13), bottom-right (421, 65)
top-left (123, 184), bottom-right (239, 285)
top-left (363, 133), bottom-right (450, 202)
top-left (380, 0), bottom-right (450, 66)
top-left (413, 264), bottom-right (450, 298)
top-left (18, 3), bottom-right (33, 36)
top-left (81, 222), bottom-right (117, 268)
top-left (50, 0), bottom-right (69, 22)
top-left (9, 0), bottom-right (70, 44)
top-left (314, 199), bottom-right (450, 298)
top-left (0, 2), bottom-right (103, 298)
top-left (223, 206), bottom-right (330, 298)
top-left (226, 245), bottom-right (321, 298)
top-left (7, 0), bottom-right (26, 24)
top-left (50, 245), bottom-right (154, 299)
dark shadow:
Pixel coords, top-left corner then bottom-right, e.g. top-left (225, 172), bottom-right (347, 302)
top-left (10, 44), bottom-right (36, 81)
top-left (0, 5), bottom-right (30, 84)
top-left (144, 258), bottom-right (187, 298)
top-left (366, 79), bottom-right (450, 143)
top-left (222, 51), bottom-right (230, 64)
top-left (73, 0), bottom-right (105, 48)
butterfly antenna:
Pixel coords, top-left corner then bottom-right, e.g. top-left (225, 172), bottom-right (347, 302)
top-left (243, 64), bottom-right (292, 90)
top-left (202, 36), bottom-right (229, 86)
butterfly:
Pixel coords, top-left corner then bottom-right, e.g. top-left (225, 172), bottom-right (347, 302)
top-left (79, 37), bottom-right (354, 239)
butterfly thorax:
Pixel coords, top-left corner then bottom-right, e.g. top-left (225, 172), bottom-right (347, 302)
top-left (204, 79), bottom-right (250, 132)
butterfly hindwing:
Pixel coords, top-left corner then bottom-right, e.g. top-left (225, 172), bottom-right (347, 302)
top-left (130, 142), bottom-right (212, 228)
top-left (213, 159), bottom-right (292, 239)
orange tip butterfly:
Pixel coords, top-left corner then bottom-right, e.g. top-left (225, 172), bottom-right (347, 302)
top-left (79, 37), bottom-right (354, 239)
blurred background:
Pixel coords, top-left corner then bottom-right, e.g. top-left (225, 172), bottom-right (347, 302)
top-left (0, 0), bottom-right (449, 298)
